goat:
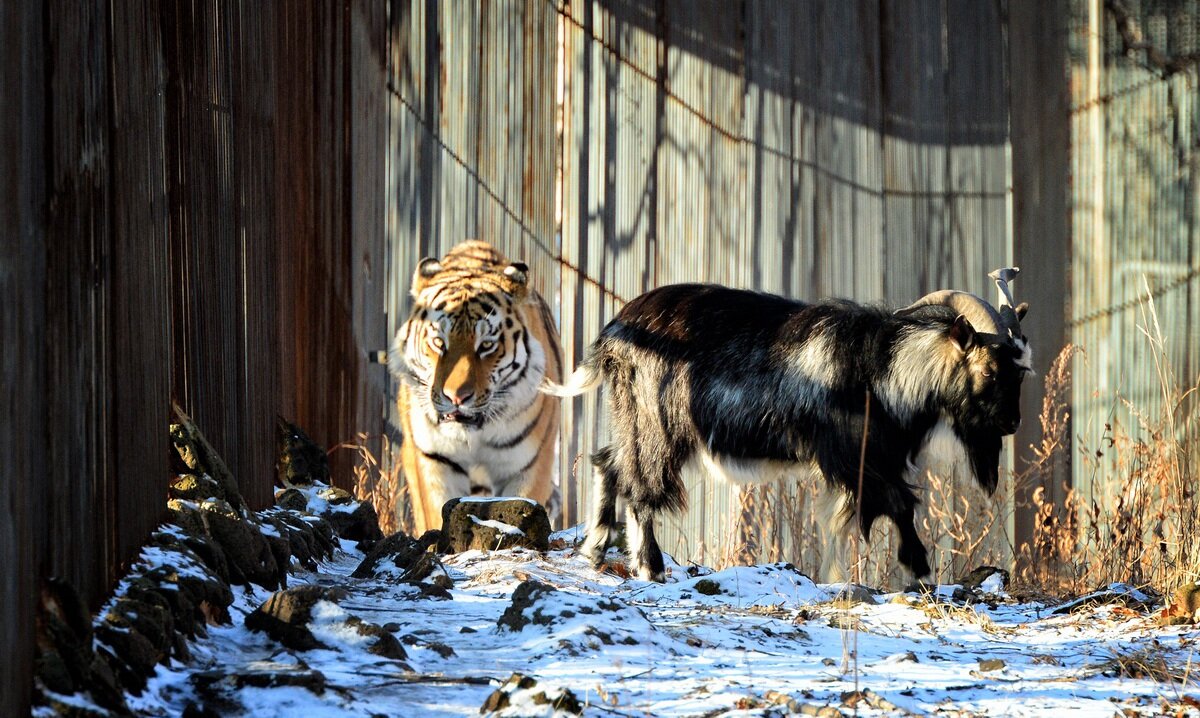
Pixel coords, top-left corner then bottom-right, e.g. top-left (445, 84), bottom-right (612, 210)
top-left (545, 271), bottom-right (1030, 581)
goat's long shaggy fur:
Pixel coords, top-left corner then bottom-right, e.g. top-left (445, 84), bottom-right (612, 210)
top-left (547, 283), bottom-right (1029, 581)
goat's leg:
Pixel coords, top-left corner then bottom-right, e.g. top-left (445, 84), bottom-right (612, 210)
top-left (580, 446), bottom-right (620, 568)
top-left (893, 502), bottom-right (932, 580)
top-left (625, 502), bottom-right (666, 582)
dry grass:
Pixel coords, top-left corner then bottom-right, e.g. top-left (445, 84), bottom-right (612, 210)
top-left (1012, 293), bottom-right (1200, 597)
top-left (329, 432), bottom-right (411, 537)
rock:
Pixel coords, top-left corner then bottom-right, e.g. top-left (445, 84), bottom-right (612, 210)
top-left (828, 584), bottom-right (879, 608)
top-left (171, 404), bottom-right (247, 516)
top-left (95, 617), bottom-right (160, 694)
top-left (261, 510), bottom-right (336, 570)
top-left (190, 665), bottom-right (327, 715)
top-left (321, 497), bottom-right (384, 543)
top-left (244, 586), bottom-right (347, 651)
top-left (497, 581), bottom-right (560, 632)
top-left (276, 418), bottom-right (330, 487)
top-left (439, 498), bottom-right (550, 553)
top-left (352, 531), bottom-right (443, 581)
top-left (199, 501), bottom-right (284, 590)
top-left (978, 658), bottom-right (1006, 672)
top-left (957, 566), bottom-right (1009, 593)
top-left (345, 617), bottom-right (409, 661)
top-left (170, 473), bottom-right (223, 502)
top-left (275, 488), bottom-right (309, 512)
top-left (1053, 583), bottom-right (1158, 615)
top-left (951, 565), bottom-right (1010, 601)
top-left (34, 578), bottom-right (131, 716)
top-left (480, 673), bottom-right (583, 716)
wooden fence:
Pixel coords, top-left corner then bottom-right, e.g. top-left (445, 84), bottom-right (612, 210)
top-left (2, 4), bottom-right (390, 715)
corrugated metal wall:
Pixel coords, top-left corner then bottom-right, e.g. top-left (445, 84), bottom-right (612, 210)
top-left (1067, 1), bottom-right (1200, 523)
top-left (385, 0), bottom-right (1015, 585)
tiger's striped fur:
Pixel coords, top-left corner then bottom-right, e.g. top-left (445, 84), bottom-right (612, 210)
top-left (389, 241), bottom-right (563, 534)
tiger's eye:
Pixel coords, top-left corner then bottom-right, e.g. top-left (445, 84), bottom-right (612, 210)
top-left (478, 339), bottom-right (496, 353)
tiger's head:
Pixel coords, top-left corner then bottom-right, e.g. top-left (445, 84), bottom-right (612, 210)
top-left (392, 251), bottom-right (546, 428)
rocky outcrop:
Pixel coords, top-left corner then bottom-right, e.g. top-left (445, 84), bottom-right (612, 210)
top-left (439, 498), bottom-right (551, 553)
top-left (352, 530), bottom-right (445, 583)
top-left (276, 417), bottom-right (330, 488)
top-left (480, 673), bottom-right (583, 717)
top-left (33, 415), bottom-right (382, 716)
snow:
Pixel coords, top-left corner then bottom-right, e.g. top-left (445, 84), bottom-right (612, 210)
top-left (123, 532), bottom-right (1199, 717)
top-left (469, 515), bottom-right (526, 536)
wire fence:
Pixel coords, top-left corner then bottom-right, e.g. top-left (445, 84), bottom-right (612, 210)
top-left (1066, 0), bottom-right (1200, 512)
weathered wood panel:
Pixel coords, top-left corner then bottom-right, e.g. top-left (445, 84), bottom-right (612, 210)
top-left (1, 3), bottom-right (47, 714)
top-left (1009, 0), bottom-right (1072, 560)
top-left (4, 7), bottom-right (396, 714)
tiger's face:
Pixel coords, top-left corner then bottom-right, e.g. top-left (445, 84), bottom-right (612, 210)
top-left (395, 258), bottom-right (543, 428)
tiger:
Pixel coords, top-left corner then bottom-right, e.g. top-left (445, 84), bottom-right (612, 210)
top-left (389, 240), bottom-right (563, 535)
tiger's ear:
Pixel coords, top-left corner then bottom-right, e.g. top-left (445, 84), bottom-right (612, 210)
top-left (411, 257), bottom-right (442, 296)
top-left (501, 262), bottom-right (529, 298)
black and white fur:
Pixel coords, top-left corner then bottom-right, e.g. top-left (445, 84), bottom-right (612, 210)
top-left (546, 283), bottom-right (1030, 581)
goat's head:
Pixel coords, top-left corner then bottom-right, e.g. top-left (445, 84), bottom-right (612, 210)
top-left (898, 270), bottom-right (1031, 437)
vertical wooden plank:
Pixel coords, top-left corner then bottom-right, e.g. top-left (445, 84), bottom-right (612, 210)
top-left (43, 0), bottom-right (112, 607)
top-left (1009, 0), bottom-right (1072, 561)
top-left (230, 1), bottom-right (281, 509)
top-left (163, 0), bottom-right (252, 497)
top-left (0, 3), bottom-right (46, 714)
top-left (351, 0), bottom-right (390, 482)
top-left (108, 0), bottom-right (174, 572)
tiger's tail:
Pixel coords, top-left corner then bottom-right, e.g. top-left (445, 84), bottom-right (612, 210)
top-left (540, 357), bottom-right (602, 397)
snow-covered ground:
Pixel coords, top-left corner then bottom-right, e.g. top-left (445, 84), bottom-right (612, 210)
top-left (129, 527), bottom-right (1199, 717)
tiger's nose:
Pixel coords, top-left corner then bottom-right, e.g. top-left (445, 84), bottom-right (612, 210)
top-left (445, 387), bottom-right (474, 406)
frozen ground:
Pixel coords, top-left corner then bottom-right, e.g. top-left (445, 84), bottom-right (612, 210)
top-left (128, 527), bottom-right (1199, 717)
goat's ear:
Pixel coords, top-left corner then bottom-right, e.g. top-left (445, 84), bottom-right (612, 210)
top-left (950, 315), bottom-right (977, 352)
top-left (1014, 302), bottom-right (1029, 321)
top-left (411, 257), bottom-right (442, 296)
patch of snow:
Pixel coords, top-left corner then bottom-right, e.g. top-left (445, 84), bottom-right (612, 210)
top-left (980, 571), bottom-right (1006, 594)
top-left (468, 515), bottom-right (525, 535)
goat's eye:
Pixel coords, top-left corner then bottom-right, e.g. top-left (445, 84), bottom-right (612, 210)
top-left (478, 339), bottom-right (497, 354)
top-left (981, 369), bottom-right (993, 379)
top-left (428, 336), bottom-right (445, 354)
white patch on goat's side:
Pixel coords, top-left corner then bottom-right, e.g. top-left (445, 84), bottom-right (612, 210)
top-left (914, 417), bottom-right (970, 480)
top-left (879, 326), bottom-right (958, 419)
top-left (785, 329), bottom-right (839, 408)
top-left (694, 449), bottom-right (792, 486)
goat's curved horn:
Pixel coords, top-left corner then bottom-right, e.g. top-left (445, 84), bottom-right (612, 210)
top-left (896, 289), bottom-right (1005, 337)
